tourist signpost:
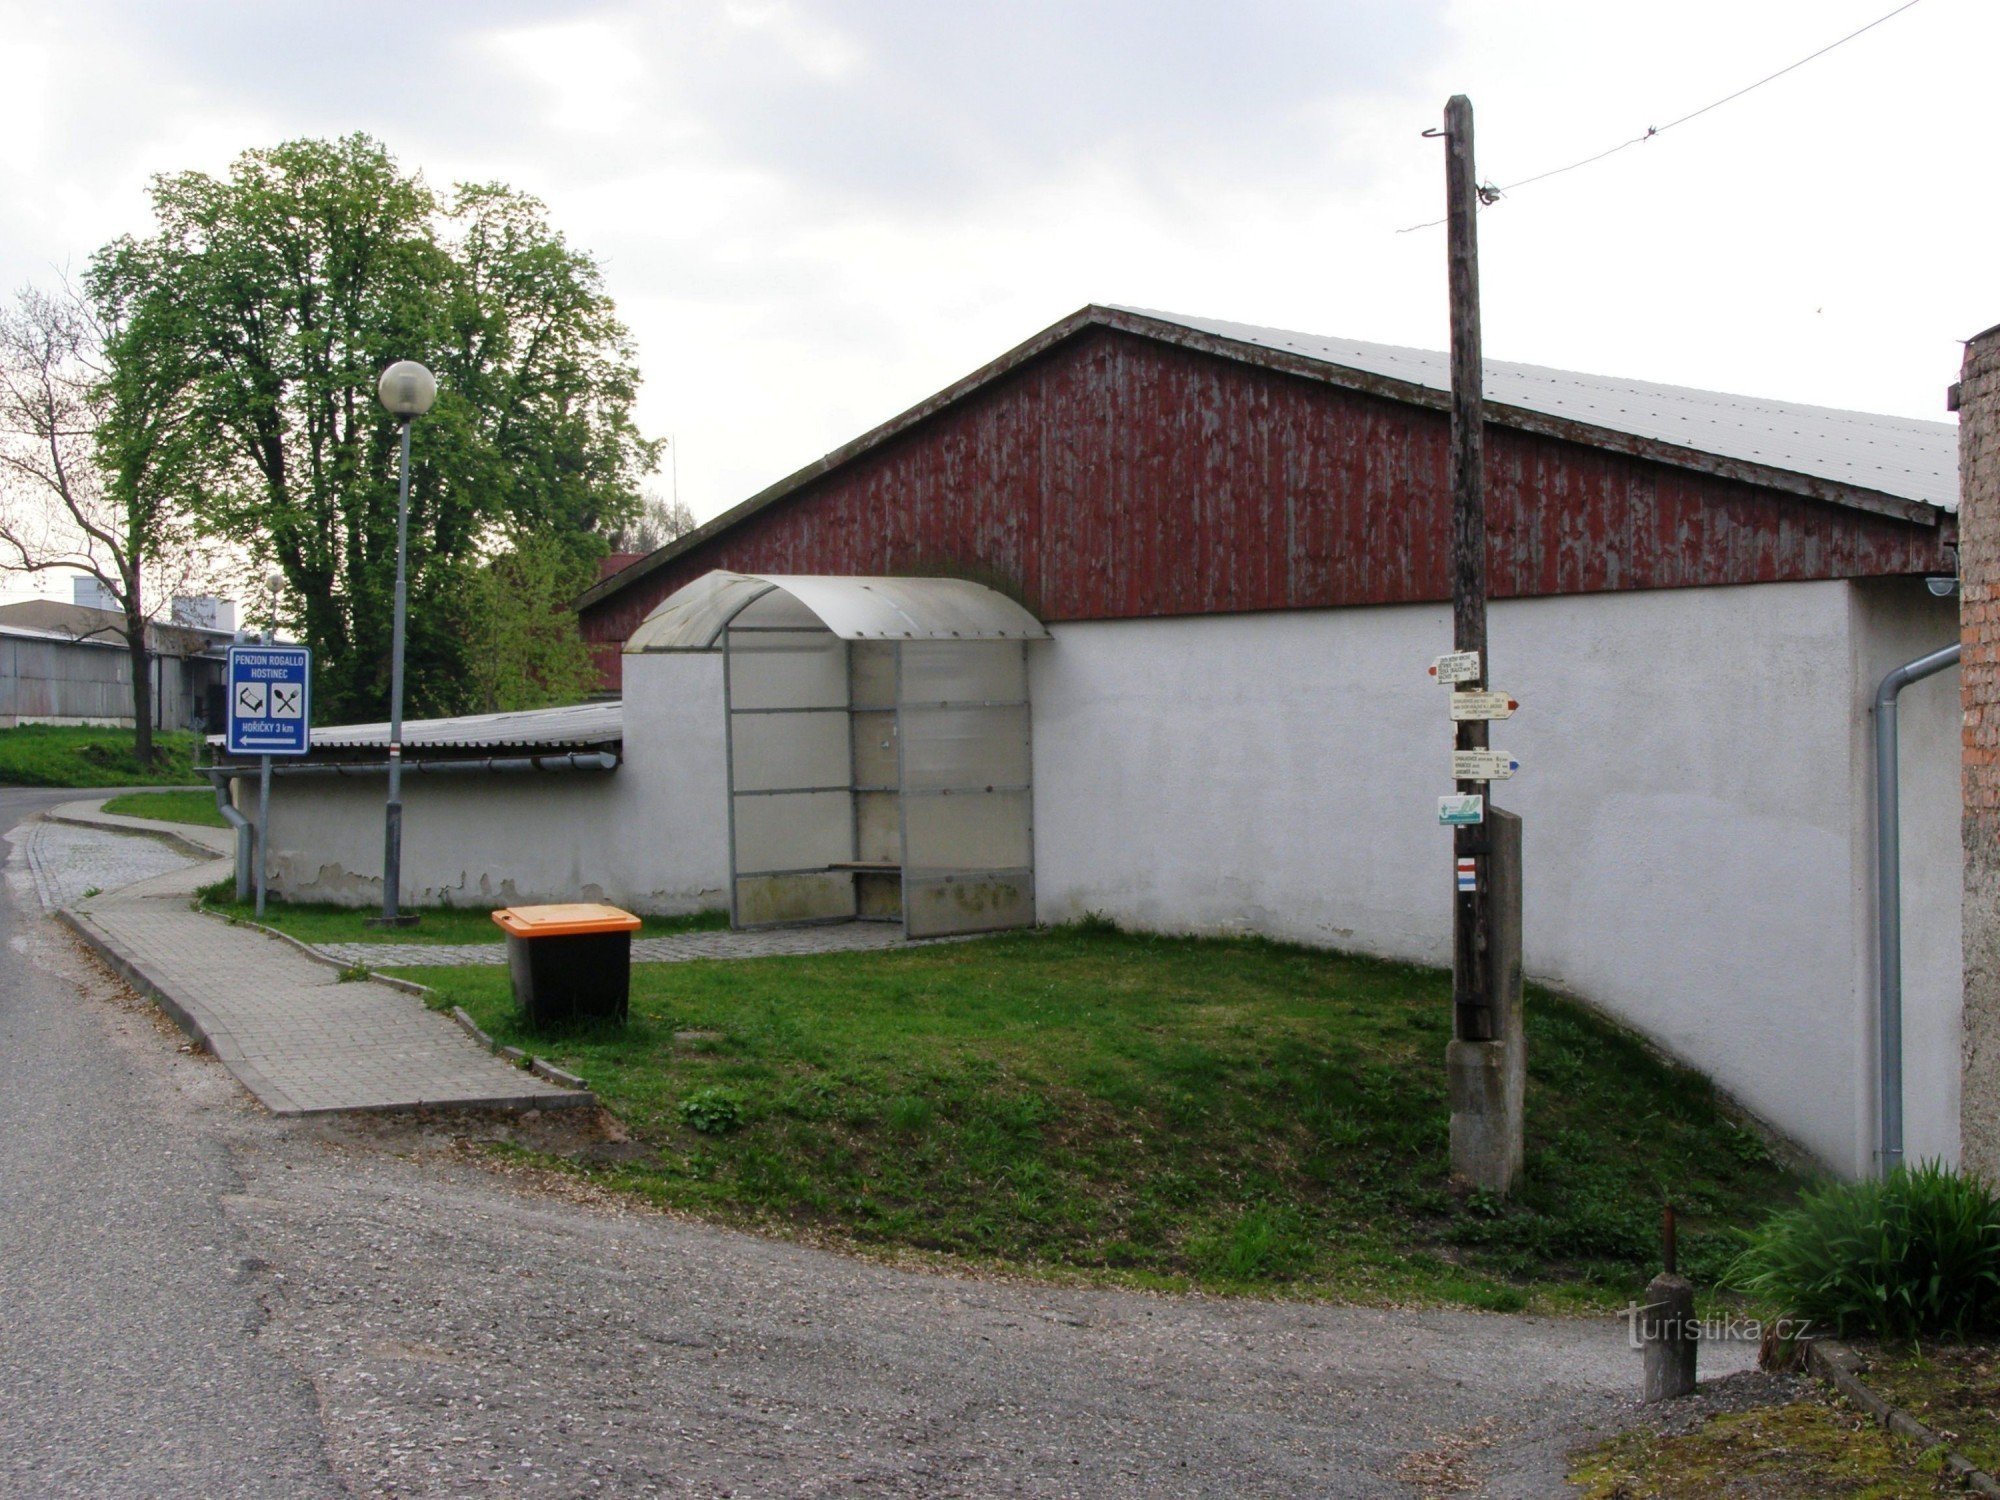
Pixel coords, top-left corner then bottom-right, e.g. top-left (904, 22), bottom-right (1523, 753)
top-left (1427, 93), bottom-right (1526, 1195)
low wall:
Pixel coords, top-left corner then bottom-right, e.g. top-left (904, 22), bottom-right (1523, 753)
top-left (256, 652), bottom-right (732, 915)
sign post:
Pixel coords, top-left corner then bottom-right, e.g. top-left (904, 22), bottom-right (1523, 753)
top-left (1431, 93), bottom-right (1526, 1196)
top-left (226, 645), bottom-right (312, 918)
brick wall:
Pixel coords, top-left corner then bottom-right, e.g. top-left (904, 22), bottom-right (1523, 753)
top-left (1962, 324), bottom-right (2000, 1180)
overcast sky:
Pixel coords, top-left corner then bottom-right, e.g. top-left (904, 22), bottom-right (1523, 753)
top-left (0, 0), bottom-right (1988, 603)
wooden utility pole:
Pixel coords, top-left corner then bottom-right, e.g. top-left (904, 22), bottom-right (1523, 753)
top-left (1445, 93), bottom-right (1493, 1042)
top-left (1433, 93), bottom-right (1525, 1195)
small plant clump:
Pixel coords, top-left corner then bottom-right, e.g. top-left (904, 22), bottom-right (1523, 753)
top-left (679, 1086), bottom-right (745, 1135)
top-left (1724, 1161), bottom-right (2000, 1340)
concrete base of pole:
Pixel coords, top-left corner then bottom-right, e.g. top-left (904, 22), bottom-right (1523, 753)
top-left (1450, 807), bottom-right (1524, 1194)
top-left (1448, 1037), bottom-right (1524, 1194)
top-left (1641, 1272), bottom-right (1698, 1402)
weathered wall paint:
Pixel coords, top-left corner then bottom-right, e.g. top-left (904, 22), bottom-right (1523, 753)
top-left (583, 329), bottom-right (1951, 689)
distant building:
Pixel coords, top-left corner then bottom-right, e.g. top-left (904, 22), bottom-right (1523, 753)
top-left (0, 579), bottom-right (239, 731)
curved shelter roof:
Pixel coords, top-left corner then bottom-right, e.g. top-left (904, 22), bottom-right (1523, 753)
top-left (625, 570), bottom-right (1049, 652)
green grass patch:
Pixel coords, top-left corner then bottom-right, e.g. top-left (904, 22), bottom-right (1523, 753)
top-left (1570, 1393), bottom-right (1951, 1498)
top-left (0, 724), bottom-right (206, 787)
top-left (1866, 1341), bottom-right (2000, 1475)
top-left (101, 789), bottom-right (227, 827)
top-left (399, 924), bottom-right (1797, 1308)
top-left (197, 879), bottom-right (727, 947)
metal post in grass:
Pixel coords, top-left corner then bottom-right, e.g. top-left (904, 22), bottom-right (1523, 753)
top-left (367, 361), bottom-right (435, 930)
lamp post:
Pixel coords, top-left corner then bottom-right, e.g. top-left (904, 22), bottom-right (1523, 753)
top-left (368, 360), bottom-right (436, 928)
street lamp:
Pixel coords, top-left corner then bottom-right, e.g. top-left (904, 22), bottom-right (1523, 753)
top-left (368, 360), bottom-right (436, 928)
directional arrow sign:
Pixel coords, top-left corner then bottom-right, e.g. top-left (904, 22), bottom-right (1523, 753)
top-left (1429, 650), bottom-right (1481, 685)
top-left (227, 645), bottom-right (312, 756)
top-left (1452, 749), bottom-right (1520, 781)
top-left (1448, 689), bottom-right (1518, 721)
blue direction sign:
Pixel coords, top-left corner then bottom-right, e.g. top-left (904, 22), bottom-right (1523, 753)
top-left (227, 646), bottom-right (312, 756)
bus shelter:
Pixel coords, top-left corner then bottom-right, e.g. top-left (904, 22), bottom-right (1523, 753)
top-left (625, 571), bottom-right (1048, 937)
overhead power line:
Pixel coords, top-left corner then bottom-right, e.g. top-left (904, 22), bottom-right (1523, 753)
top-left (1397, 0), bottom-right (1928, 233)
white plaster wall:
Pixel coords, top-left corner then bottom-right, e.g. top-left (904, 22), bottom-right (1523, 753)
top-left (1030, 580), bottom-right (1961, 1174)
top-left (256, 652), bottom-right (731, 915)
top-left (1848, 580), bottom-right (1963, 1168)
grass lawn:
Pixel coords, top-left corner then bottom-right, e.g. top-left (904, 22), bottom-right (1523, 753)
top-left (198, 880), bottom-right (727, 947)
top-left (101, 789), bottom-right (226, 827)
top-left (0, 724), bottom-right (206, 787)
top-left (401, 924), bottom-right (1798, 1309)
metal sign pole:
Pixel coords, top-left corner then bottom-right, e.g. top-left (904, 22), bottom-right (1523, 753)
top-left (256, 752), bottom-right (272, 918)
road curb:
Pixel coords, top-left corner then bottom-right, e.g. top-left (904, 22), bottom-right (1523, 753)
top-left (189, 907), bottom-right (596, 1099)
top-left (56, 905), bottom-right (212, 1052)
top-left (42, 799), bottom-right (230, 863)
top-left (55, 905), bottom-right (595, 1117)
top-left (191, 904), bottom-right (432, 997)
top-left (1807, 1339), bottom-right (2000, 1497)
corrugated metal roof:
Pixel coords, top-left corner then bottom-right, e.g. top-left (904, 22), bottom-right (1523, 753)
top-left (0, 622), bottom-right (123, 647)
top-left (1119, 307), bottom-right (1959, 512)
top-left (627, 571), bottom-right (1050, 652)
top-left (296, 700), bottom-right (623, 751)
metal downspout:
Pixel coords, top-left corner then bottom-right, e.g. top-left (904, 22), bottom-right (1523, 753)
top-left (206, 767), bottom-right (254, 903)
top-left (1874, 641), bottom-right (1961, 1177)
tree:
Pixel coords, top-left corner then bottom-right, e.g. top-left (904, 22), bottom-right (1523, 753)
top-left (90, 135), bottom-right (660, 723)
top-left (456, 539), bottom-right (602, 714)
top-left (606, 488), bottom-right (698, 556)
top-left (0, 280), bottom-right (201, 762)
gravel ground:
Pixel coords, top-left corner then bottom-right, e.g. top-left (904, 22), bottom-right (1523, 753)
top-left (0, 794), bottom-right (1754, 1498)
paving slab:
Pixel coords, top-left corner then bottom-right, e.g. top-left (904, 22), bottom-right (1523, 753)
top-left (39, 810), bottom-right (587, 1119)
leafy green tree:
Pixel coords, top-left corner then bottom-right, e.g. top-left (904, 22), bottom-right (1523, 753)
top-left (455, 539), bottom-right (603, 715)
top-left (90, 135), bottom-right (658, 721)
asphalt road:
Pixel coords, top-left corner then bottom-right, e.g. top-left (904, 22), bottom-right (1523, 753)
top-left (0, 787), bottom-right (340, 1497)
top-left (0, 787), bottom-right (1725, 1497)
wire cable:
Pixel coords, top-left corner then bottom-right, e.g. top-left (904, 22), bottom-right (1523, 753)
top-left (1397, 0), bottom-right (1928, 232)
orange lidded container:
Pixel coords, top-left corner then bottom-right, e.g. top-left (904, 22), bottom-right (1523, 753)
top-left (491, 904), bottom-right (641, 1028)
top-left (492, 903), bottom-right (642, 939)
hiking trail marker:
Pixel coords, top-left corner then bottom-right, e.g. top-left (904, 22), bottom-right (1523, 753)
top-left (1452, 749), bottom-right (1520, 781)
top-left (1447, 689), bottom-right (1518, 722)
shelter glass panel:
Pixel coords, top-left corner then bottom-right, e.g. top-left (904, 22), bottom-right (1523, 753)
top-left (731, 710), bottom-right (849, 793)
top-left (732, 790), bottom-right (851, 874)
top-left (899, 640), bottom-right (1025, 705)
top-left (726, 629), bottom-right (847, 711)
top-left (901, 704), bottom-right (1029, 790)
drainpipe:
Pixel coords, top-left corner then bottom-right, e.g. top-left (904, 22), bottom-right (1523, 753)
top-left (1874, 641), bottom-right (1960, 1177)
top-left (205, 767), bottom-right (254, 903)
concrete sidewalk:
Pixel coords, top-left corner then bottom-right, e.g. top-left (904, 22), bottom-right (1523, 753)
top-left (44, 802), bottom-right (588, 1118)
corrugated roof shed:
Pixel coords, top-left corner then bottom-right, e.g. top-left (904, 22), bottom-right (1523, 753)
top-left (1124, 307), bottom-right (1958, 512)
top-left (234, 700), bottom-right (623, 753)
